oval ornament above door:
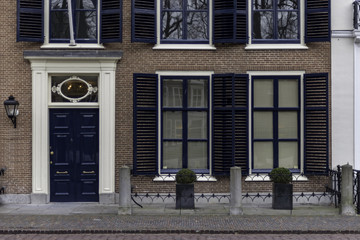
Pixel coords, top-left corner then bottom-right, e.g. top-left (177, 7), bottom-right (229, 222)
top-left (51, 76), bottom-right (98, 103)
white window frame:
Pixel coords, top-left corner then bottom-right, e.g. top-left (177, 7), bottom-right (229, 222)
top-left (153, 71), bottom-right (216, 182)
top-left (153, 0), bottom-right (216, 50)
top-left (245, 0), bottom-right (308, 50)
top-left (245, 71), bottom-right (308, 181)
top-left (42, 0), bottom-right (104, 49)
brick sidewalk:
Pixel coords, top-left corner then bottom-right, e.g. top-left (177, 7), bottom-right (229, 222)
top-left (0, 215), bottom-right (359, 234)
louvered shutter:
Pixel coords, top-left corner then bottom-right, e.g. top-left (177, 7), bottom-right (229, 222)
top-left (101, 0), bottom-right (122, 43)
top-left (17, 0), bottom-right (43, 42)
top-left (212, 74), bottom-right (249, 175)
top-left (304, 73), bottom-right (329, 175)
top-left (213, 0), bottom-right (247, 43)
top-left (305, 0), bottom-right (330, 42)
top-left (133, 74), bottom-right (158, 175)
top-left (132, 0), bottom-right (156, 43)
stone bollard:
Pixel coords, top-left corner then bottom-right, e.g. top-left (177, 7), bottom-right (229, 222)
top-left (340, 164), bottom-right (356, 216)
top-left (118, 166), bottom-right (132, 215)
top-left (230, 166), bottom-right (243, 215)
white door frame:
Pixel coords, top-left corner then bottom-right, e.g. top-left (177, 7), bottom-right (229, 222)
top-left (25, 55), bottom-right (121, 204)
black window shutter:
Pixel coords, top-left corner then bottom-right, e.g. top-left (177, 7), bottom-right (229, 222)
top-left (213, 0), bottom-right (247, 44)
top-left (132, 0), bottom-right (156, 43)
top-left (101, 0), bottom-right (122, 43)
top-left (304, 73), bottom-right (329, 175)
top-left (133, 74), bottom-right (158, 175)
top-left (17, 0), bottom-right (43, 42)
top-left (305, 0), bottom-right (331, 42)
top-left (212, 74), bottom-right (249, 175)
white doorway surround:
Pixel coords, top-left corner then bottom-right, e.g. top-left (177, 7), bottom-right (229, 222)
top-left (24, 50), bottom-right (122, 204)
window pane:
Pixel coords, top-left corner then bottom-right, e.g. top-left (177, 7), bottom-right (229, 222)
top-left (278, 79), bottom-right (298, 107)
top-left (188, 0), bottom-right (208, 10)
top-left (51, 0), bottom-right (68, 9)
top-left (253, 11), bottom-right (273, 39)
top-left (76, 0), bottom-right (96, 9)
top-left (163, 0), bottom-right (183, 9)
top-left (188, 142), bottom-right (207, 169)
top-left (278, 0), bottom-right (298, 9)
top-left (163, 111), bottom-right (183, 139)
top-left (51, 12), bottom-right (70, 38)
top-left (162, 12), bottom-right (183, 39)
top-left (253, 0), bottom-right (273, 9)
top-left (187, 12), bottom-right (208, 40)
top-left (253, 142), bottom-right (273, 169)
top-left (278, 111), bottom-right (297, 139)
top-left (51, 76), bottom-right (98, 102)
top-left (277, 12), bottom-right (298, 39)
top-left (253, 79), bottom-right (273, 107)
top-left (279, 142), bottom-right (298, 169)
top-left (254, 111), bottom-right (273, 139)
top-left (76, 11), bottom-right (97, 39)
top-left (163, 79), bottom-right (183, 107)
top-left (188, 79), bottom-right (208, 107)
top-left (188, 111), bottom-right (207, 139)
top-left (163, 141), bottom-right (182, 169)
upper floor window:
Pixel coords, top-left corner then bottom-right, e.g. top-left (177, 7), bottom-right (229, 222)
top-left (161, 0), bottom-right (209, 43)
top-left (50, 0), bottom-right (97, 43)
top-left (132, 0), bottom-right (330, 46)
top-left (252, 0), bottom-right (300, 43)
top-left (17, 0), bottom-right (122, 45)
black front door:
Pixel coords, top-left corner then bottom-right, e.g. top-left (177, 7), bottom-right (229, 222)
top-left (50, 109), bottom-right (99, 202)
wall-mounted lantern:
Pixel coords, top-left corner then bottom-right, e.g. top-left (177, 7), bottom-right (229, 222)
top-left (4, 95), bottom-right (19, 128)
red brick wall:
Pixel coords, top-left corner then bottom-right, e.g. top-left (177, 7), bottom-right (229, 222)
top-left (0, 0), bottom-right (331, 195)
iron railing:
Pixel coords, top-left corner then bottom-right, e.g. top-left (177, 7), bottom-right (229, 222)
top-left (325, 166), bottom-right (341, 208)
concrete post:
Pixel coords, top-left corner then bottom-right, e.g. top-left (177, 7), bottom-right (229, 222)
top-left (340, 164), bottom-right (356, 216)
top-left (118, 166), bottom-right (132, 215)
top-left (230, 166), bottom-right (243, 215)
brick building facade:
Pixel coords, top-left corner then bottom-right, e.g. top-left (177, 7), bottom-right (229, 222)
top-left (0, 0), bottom-right (331, 204)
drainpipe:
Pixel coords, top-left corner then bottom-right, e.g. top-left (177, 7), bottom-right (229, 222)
top-left (67, 0), bottom-right (76, 46)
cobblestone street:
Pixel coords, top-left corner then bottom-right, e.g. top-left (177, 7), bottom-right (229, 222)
top-left (0, 234), bottom-right (359, 240)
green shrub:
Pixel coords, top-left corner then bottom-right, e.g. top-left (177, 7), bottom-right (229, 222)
top-left (176, 169), bottom-right (196, 184)
top-left (269, 168), bottom-right (292, 184)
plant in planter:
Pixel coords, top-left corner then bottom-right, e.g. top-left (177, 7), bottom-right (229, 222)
top-left (175, 169), bottom-right (196, 209)
top-left (269, 167), bottom-right (293, 210)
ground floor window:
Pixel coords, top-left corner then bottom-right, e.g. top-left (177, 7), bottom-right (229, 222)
top-left (252, 75), bottom-right (300, 172)
top-left (161, 76), bottom-right (210, 174)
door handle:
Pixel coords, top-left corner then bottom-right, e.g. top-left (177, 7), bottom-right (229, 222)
top-left (56, 171), bottom-right (68, 174)
top-left (83, 171), bottom-right (95, 174)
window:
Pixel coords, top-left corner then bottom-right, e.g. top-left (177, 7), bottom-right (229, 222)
top-left (252, 76), bottom-right (300, 172)
top-left (252, 0), bottom-right (300, 43)
top-left (161, 0), bottom-right (209, 43)
top-left (133, 73), bottom-right (329, 176)
top-left (50, 0), bottom-right (97, 43)
top-left (161, 76), bottom-right (209, 173)
top-left (17, 0), bottom-right (122, 44)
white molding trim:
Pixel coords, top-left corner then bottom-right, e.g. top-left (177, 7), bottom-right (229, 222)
top-left (244, 174), bottom-right (308, 182)
top-left (245, 44), bottom-right (308, 50)
top-left (25, 57), bottom-right (120, 200)
top-left (41, 44), bottom-right (105, 49)
top-left (354, 33), bottom-right (360, 170)
top-left (153, 44), bottom-right (216, 50)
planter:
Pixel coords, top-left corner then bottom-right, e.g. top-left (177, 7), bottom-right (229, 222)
top-left (272, 183), bottom-right (293, 210)
top-left (176, 184), bottom-right (195, 209)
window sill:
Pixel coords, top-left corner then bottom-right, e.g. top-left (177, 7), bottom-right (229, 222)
top-left (245, 174), bottom-right (308, 182)
top-left (153, 175), bottom-right (217, 182)
top-left (41, 43), bottom-right (105, 49)
top-left (245, 44), bottom-right (308, 50)
top-left (153, 44), bottom-right (216, 50)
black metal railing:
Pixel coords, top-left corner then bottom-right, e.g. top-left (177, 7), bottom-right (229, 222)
top-left (0, 168), bottom-right (5, 195)
top-left (353, 169), bottom-right (360, 214)
top-left (326, 166), bottom-right (341, 208)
